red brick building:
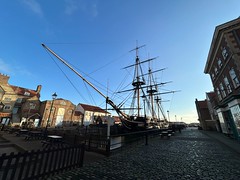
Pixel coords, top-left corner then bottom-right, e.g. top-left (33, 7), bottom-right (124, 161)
top-left (204, 17), bottom-right (240, 138)
top-left (40, 99), bottom-right (83, 128)
top-left (0, 73), bottom-right (41, 126)
top-left (195, 98), bottom-right (216, 131)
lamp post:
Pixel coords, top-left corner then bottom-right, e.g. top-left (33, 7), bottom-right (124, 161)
top-left (0, 102), bottom-right (4, 110)
top-left (0, 102), bottom-right (5, 131)
top-left (45, 92), bottom-right (57, 132)
top-left (167, 110), bottom-right (170, 123)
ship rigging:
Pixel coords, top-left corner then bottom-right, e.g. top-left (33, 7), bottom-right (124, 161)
top-left (42, 44), bottom-right (178, 130)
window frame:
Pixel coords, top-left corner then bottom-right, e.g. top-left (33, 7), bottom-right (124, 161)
top-left (223, 76), bottom-right (232, 94)
top-left (229, 68), bottom-right (240, 88)
top-left (216, 87), bottom-right (222, 101)
top-left (217, 58), bottom-right (222, 69)
top-left (219, 82), bottom-right (226, 98)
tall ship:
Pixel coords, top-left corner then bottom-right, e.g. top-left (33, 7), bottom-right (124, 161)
top-left (42, 44), bottom-right (175, 131)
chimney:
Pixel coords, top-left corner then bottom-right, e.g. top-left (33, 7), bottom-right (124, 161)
top-left (36, 85), bottom-right (42, 93)
top-left (0, 73), bottom-right (10, 84)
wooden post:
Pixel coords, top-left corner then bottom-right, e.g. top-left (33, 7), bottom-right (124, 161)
top-left (79, 144), bottom-right (85, 167)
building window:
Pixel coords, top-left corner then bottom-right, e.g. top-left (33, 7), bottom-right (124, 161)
top-left (29, 103), bottom-right (36, 109)
top-left (24, 92), bottom-right (30, 96)
top-left (4, 97), bottom-right (11, 102)
top-left (214, 67), bottom-right (218, 75)
top-left (16, 98), bottom-right (22, 103)
top-left (60, 101), bottom-right (66, 105)
top-left (223, 77), bottom-right (232, 94)
top-left (229, 68), bottom-right (240, 88)
top-left (230, 105), bottom-right (240, 134)
top-left (4, 105), bottom-right (11, 110)
top-left (12, 107), bottom-right (18, 114)
top-left (216, 87), bottom-right (222, 101)
top-left (219, 83), bottom-right (226, 98)
top-left (222, 46), bottom-right (229, 60)
top-left (211, 73), bottom-right (215, 80)
top-left (217, 58), bottom-right (222, 69)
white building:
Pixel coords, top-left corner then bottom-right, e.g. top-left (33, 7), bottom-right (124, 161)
top-left (76, 103), bottom-right (110, 126)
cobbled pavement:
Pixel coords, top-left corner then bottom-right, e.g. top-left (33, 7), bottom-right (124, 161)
top-left (48, 128), bottom-right (240, 180)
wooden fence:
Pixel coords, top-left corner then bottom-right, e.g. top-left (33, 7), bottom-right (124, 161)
top-left (0, 144), bottom-right (85, 180)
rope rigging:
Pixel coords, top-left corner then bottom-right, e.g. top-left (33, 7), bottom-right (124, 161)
top-left (43, 47), bottom-right (88, 103)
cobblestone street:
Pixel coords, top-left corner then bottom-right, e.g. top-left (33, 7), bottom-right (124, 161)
top-left (50, 128), bottom-right (240, 180)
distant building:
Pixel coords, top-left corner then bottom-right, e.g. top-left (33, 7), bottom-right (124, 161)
top-left (204, 17), bottom-right (240, 138)
top-left (206, 92), bottom-right (221, 132)
top-left (195, 98), bottom-right (216, 131)
top-left (76, 103), bottom-right (110, 126)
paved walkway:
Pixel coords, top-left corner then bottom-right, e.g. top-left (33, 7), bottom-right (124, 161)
top-left (49, 128), bottom-right (240, 180)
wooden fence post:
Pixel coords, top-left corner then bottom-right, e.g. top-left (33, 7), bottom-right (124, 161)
top-left (79, 144), bottom-right (85, 167)
top-left (74, 134), bottom-right (77, 145)
top-left (2, 152), bottom-right (14, 180)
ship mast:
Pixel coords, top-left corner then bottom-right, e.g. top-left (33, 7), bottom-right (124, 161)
top-left (130, 45), bottom-right (146, 117)
top-left (147, 67), bottom-right (158, 119)
top-left (41, 44), bottom-right (129, 119)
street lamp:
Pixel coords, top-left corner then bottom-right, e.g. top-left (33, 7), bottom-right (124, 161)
top-left (45, 92), bottom-right (57, 132)
top-left (167, 110), bottom-right (170, 122)
top-left (0, 102), bottom-right (4, 110)
top-left (0, 102), bottom-right (5, 130)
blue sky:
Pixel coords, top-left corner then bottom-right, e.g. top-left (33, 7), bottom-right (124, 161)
top-left (0, 0), bottom-right (240, 123)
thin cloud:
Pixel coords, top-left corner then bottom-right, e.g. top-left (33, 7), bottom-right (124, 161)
top-left (90, 3), bottom-right (98, 17)
top-left (65, 0), bottom-right (79, 15)
top-left (64, 0), bottom-right (98, 17)
top-left (22, 0), bottom-right (43, 17)
top-left (0, 58), bottom-right (32, 77)
top-left (0, 58), bottom-right (12, 74)
top-left (15, 66), bottom-right (32, 76)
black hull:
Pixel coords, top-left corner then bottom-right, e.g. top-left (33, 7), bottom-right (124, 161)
top-left (121, 117), bottom-right (147, 131)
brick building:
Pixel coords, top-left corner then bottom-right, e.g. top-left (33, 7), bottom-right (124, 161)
top-left (0, 73), bottom-right (114, 128)
top-left (0, 73), bottom-right (41, 126)
top-left (204, 17), bottom-right (240, 138)
top-left (40, 99), bottom-right (83, 128)
top-left (195, 98), bottom-right (216, 131)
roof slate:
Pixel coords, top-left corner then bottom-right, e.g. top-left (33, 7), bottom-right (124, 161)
top-left (79, 103), bottom-right (109, 114)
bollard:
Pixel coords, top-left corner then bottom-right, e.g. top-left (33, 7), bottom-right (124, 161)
top-left (106, 139), bottom-right (111, 157)
top-left (88, 135), bottom-right (92, 151)
top-left (145, 133), bottom-right (148, 145)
